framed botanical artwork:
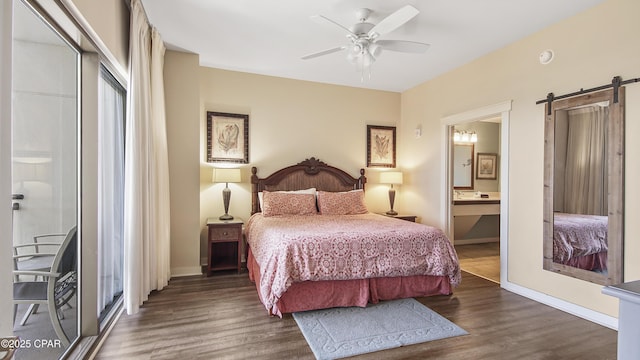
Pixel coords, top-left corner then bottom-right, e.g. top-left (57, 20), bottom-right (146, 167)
top-left (207, 111), bottom-right (249, 163)
top-left (366, 125), bottom-right (396, 168)
top-left (476, 153), bottom-right (498, 180)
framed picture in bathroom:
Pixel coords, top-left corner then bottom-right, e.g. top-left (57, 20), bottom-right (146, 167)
top-left (476, 153), bottom-right (497, 180)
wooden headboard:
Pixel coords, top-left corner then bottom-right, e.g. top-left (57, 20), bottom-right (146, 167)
top-left (251, 157), bottom-right (366, 214)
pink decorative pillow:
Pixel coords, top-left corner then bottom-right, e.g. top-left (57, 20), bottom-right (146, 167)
top-left (258, 188), bottom-right (316, 210)
top-left (317, 189), bottom-right (368, 215)
top-left (262, 191), bottom-right (317, 217)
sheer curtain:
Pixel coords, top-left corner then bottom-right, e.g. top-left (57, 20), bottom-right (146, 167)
top-left (98, 67), bottom-right (124, 317)
top-left (124, 0), bottom-right (171, 314)
top-left (563, 106), bottom-right (608, 215)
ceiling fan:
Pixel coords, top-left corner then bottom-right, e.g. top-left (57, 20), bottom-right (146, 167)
top-left (302, 5), bottom-right (430, 78)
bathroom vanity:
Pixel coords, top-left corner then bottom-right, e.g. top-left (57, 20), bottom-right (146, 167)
top-left (452, 192), bottom-right (500, 244)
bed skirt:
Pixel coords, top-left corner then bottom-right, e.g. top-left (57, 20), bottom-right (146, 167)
top-left (562, 252), bottom-right (608, 271)
top-left (247, 248), bottom-right (452, 317)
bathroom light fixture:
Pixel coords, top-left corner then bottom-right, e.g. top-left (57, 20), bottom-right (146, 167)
top-left (453, 130), bottom-right (477, 143)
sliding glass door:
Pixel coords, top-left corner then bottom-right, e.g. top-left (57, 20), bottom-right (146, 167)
top-left (98, 66), bottom-right (125, 322)
top-left (11, 0), bottom-right (79, 355)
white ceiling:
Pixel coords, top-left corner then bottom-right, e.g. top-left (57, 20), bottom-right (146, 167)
top-left (142, 0), bottom-right (604, 93)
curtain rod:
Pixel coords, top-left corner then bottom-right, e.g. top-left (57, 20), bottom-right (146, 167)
top-left (536, 76), bottom-right (640, 115)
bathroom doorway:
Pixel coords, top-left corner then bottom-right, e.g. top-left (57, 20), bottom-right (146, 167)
top-left (452, 119), bottom-right (501, 283)
top-left (441, 101), bottom-right (511, 285)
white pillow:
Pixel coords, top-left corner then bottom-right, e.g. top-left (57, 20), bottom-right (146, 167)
top-left (258, 188), bottom-right (316, 210)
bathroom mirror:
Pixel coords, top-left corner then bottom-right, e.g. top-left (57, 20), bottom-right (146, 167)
top-left (453, 144), bottom-right (474, 190)
top-left (543, 88), bottom-right (624, 285)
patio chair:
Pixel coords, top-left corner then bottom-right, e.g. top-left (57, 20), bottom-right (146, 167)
top-left (13, 232), bottom-right (66, 278)
top-left (13, 226), bottom-right (77, 346)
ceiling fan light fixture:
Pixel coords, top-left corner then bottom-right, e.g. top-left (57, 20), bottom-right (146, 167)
top-left (369, 43), bottom-right (382, 58)
top-left (346, 51), bottom-right (358, 64)
top-left (362, 52), bottom-right (375, 67)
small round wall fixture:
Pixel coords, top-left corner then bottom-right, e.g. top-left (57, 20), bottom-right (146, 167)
top-left (539, 49), bottom-right (554, 65)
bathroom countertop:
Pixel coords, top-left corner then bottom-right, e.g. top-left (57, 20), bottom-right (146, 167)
top-left (453, 199), bottom-right (500, 205)
top-left (453, 192), bottom-right (500, 205)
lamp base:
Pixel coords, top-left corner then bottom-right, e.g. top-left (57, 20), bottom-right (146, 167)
top-left (220, 186), bottom-right (233, 220)
top-left (386, 187), bottom-right (397, 216)
top-left (219, 213), bottom-right (234, 220)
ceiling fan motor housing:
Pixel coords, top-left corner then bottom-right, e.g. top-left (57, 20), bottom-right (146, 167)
top-left (355, 8), bottom-right (372, 23)
top-left (350, 22), bottom-right (375, 36)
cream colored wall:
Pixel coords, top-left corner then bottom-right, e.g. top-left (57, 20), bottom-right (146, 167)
top-left (400, 0), bottom-right (640, 317)
top-left (197, 68), bottom-right (400, 263)
top-left (164, 51), bottom-right (202, 275)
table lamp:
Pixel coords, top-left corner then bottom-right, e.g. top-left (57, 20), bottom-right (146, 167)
top-left (380, 171), bottom-right (403, 215)
top-left (213, 168), bottom-right (241, 220)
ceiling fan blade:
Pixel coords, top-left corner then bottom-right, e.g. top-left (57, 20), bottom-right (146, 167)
top-left (368, 5), bottom-right (419, 38)
top-left (376, 40), bottom-right (430, 53)
top-left (301, 46), bottom-right (347, 60)
top-left (310, 15), bottom-right (356, 37)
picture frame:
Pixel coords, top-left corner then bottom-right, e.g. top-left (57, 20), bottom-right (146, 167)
top-left (206, 111), bottom-right (249, 163)
top-left (476, 153), bottom-right (498, 180)
top-left (367, 125), bottom-right (396, 168)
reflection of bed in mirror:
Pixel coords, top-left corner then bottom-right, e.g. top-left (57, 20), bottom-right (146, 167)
top-left (553, 212), bottom-right (607, 272)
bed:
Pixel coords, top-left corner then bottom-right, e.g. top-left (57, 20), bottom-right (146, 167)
top-left (246, 157), bottom-right (461, 317)
top-left (553, 212), bottom-right (608, 271)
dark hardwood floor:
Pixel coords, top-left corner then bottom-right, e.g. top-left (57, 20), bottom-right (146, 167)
top-left (95, 271), bottom-right (617, 360)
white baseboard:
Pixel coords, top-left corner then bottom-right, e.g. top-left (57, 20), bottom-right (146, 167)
top-left (501, 280), bottom-right (618, 330)
top-left (170, 266), bottom-right (203, 277)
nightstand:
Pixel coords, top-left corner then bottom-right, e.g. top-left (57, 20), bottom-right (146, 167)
top-left (206, 217), bottom-right (243, 275)
top-left (378, 213), bottom-right (417, 222)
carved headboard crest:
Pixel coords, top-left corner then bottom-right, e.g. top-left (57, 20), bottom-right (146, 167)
top-left (298, 157), bottom-right (325, 175)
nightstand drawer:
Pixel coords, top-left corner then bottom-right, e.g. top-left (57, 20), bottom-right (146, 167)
top-left (209, 226), bottom-right (240, 241)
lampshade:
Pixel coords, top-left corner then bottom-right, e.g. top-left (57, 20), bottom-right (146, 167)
top-left (380, 171), bottom-right (403, 185)
top-left (212, 168), bottom-right (241, 184)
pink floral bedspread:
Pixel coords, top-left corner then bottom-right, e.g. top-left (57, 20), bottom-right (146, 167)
top-left (245, 213), bottom-right (461, 312)
top-left (553, 213), bottom-right (608, 263)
